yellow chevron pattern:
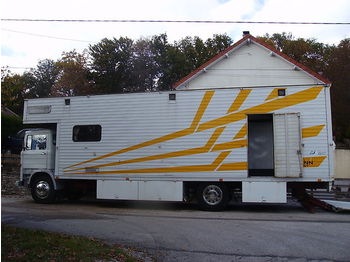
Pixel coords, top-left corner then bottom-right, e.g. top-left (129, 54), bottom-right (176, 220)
top-left (65, 86), bottom-right (326, 175)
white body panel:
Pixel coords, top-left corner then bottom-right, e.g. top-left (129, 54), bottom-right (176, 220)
top-left (97, 180), bottom-right (138, 200)
top-left (23, 86), bottom-right (332, 184)
top-left (97, 180), bottom-right (183, 201)
top-left (273, 113), bottom-right (302, 178)
top-left (242, 182), bottom-right (287, 203)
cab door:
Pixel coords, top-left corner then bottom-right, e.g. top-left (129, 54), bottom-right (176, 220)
top-left (22, 130), bottom-right (54, 170)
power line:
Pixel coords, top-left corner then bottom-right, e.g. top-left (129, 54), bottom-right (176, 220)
top-left (1, 66), bottom-right (34, 69)
top-left (1, 18), bottom-right (350, 25)
top-left (1, 28), bottom-right (94, 43)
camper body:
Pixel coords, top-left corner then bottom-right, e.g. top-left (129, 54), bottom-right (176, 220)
top-left (20, 85), bottom-right (333, 209)
top-left (18, 34), bottom-right (334, 210)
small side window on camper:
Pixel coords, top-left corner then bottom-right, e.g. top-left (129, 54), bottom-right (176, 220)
top-left (73, 125), bottom-right (102, 142)
top-left (278, 89), bottom-right (286, 96)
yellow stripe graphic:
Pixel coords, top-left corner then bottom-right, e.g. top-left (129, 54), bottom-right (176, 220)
top-left (65, 124), bottom-right (324, 174)
top-left (66, 155), bottom-right (326, 176)
top-left (302, 125), bottom-right (325, 138)
top-left (64, 90), bottom-right (215, 169)
top-left (196, 86), bottom-right (323, 132)
top-left (190, 90), bottom-right (215, 131)
top-left (212, 151), bottom-right (231, 168)
top-left (67, 151), bottom-right (232, 175)
top-left (217, 162), bottom-right (248, 171)
top-left (226, 89), bottom-right (252, 113)
top-left (66, 127), bottom-right (225, 172)
top-left (65, 86), bottom-right (324, 173)
top-left (264, 88), bottom-right (280, 101)
top-left (233, 124), bottom-right (247, 139)
top-left (211, 139), bottom-right (247, 152)
top-left (303, 156), bottom-right (327, 167)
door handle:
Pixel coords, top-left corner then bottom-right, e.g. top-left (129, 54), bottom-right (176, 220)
top-left (41, 152), bottom-right (46, 155)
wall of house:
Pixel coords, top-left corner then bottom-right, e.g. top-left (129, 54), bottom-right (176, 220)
top-left (182, 41), bottom-right (322, 90)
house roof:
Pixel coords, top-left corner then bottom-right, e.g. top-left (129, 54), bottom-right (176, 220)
top-left (1, 105), bottom-right (20, 118)
top-left (172, 34), bottom-right (331, 89)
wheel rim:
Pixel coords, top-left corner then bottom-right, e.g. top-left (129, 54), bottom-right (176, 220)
top-left (202, 185), bottom-right (223, 206)
top-left (35, 180), bottom-right (50, 199)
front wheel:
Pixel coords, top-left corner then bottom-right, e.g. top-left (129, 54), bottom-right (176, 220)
top-left (31, 176), bottom-right (56, 204)
top-left (196, 183), bottom-right (229, 211)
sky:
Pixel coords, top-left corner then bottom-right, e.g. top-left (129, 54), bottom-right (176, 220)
top-left (1, 0), bottom-right (350, 74)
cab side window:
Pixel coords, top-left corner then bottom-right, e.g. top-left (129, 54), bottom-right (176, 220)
top-left (26, 135), bottom-right (47, 150)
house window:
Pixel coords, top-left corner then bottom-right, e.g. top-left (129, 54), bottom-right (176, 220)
top-left (73, 125), bottom-right (102, 142)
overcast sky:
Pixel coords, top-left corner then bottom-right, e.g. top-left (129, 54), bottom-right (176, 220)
top-left (1, 0), bottom-right (349, 73)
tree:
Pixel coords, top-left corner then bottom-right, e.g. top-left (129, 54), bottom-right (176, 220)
top-left (51, 50), bottom-right (95, 97)
top-left (151, 33), bottom-right (234, 90)
top-left (257, 33), bottom-right (331, 74)
top-left (325, 39), bottom-right (350, 142)
top-left (149, 33), bottom-right (182, 91)
top-left (25, 59), bottom-right (59, 98)
top-left (129, 38), bottom-right (158, 92)
top-left (205, 34), bottom-right (233, 58)
top-left (1, 69), bottom-right (27, 115)
top-left (89, 37), bottom-right (134, 94)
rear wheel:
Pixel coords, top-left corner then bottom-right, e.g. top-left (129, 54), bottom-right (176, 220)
top-left (31, 176), bottom-right (56, 204)
top-left (196, 183), bottom-right (229, 211)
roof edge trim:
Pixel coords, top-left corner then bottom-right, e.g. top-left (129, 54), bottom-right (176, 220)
top-left (172, 34), bottom-right (331, 89)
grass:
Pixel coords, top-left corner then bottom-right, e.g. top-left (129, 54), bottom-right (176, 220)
top-left (2, 224), bottom-right (141, 262)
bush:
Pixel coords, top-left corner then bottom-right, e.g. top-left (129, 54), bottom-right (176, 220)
top-left (1, 113), bottom-right (23, 152)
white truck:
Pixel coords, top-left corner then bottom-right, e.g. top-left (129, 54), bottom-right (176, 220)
top-left (18, 34), bottom-right (334, 210)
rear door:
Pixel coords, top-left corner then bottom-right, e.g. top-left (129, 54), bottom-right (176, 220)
top-left (273, 113), bottom-right (302, 178)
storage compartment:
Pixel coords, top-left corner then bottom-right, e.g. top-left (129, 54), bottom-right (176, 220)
top-left (97, 180), bottom-right (138, 200)
top-left (97, 180), bottom-right (183, 201)
top-left (242, 181), bottom-right (287, 203)
top-left (139, 181), bottom-right (183, 201)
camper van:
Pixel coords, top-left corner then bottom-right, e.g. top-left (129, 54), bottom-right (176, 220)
top-left (18, 34), bottom-right (334, 210)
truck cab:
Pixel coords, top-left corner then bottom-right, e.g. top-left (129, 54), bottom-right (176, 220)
top-left (19, 129), bottom-right (56, 202)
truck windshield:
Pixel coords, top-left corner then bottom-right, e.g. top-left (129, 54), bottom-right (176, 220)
top-left (26, 135), bottom-right (47, 150)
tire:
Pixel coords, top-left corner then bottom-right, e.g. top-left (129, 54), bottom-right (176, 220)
top-left (196, 183), bottom-right (229, 211)
top-left (31, 176), bottom-right (56, 204)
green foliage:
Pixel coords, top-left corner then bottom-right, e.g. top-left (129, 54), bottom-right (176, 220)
top-left (52, 50), bottom-right (95, 96)
top-left (2, 224), bottom-right (140, 262)
top-left (1, 113), bottom-right (23, 142)
top-left (325, 39), bottom-right (350, 141)
top-left (88, 33), bottom-right (234, 92)
top-left (27, 59), bottom-right (59, 98)
top-left (1, 69), bottom-right (27, 115)
top-left (257, 32), bottom-right (331, 73)
top-left (89, 37), bottom-right (134, 94)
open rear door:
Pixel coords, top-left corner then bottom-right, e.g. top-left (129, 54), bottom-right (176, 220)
top-left (273, 113), bottom-right (302, 178)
